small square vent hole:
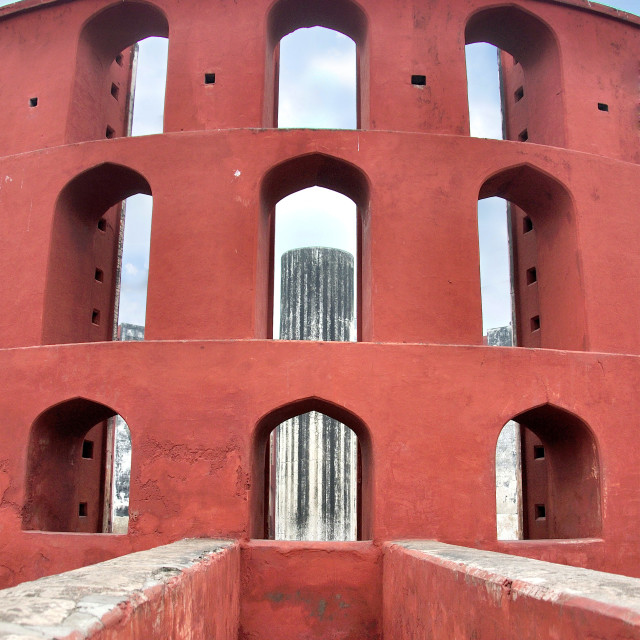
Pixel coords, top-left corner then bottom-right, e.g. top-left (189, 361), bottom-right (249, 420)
top-left (82, 440), bottom-right (94, 459)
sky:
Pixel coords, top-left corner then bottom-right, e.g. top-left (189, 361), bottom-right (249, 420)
top-left (2, 0), bottom-right (637, 332)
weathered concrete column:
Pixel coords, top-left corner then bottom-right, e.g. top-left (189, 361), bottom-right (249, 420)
top-left (487, 325), bottom-right (523, 541)
top-left (275, 247), bottom-right (357, 541)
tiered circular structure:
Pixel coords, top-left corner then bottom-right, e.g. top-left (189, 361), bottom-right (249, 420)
top-left (0, 0), bottom-right (638, 588)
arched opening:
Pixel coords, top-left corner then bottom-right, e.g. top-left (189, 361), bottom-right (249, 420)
top-left (269, 412), bottom-right (358, 540)
top-left (112, 416), bottom-right (132, 533)
top-left (43, 163), bottom-right (152, 345)
top-left (278, 27), bottom-right (356, 129)
top-left (478, 197), bottom-right (513, 345)
top-left (116, 193), bottom-right (153, 333)
top-left (496, 404), bottom-right (601, 540)
top-left (67, 2), bottom-right (169, 143)
top-left (265, 0), bottom-right (368, 128)
top-left (251, 398), bottom-right (373, 540)
top-left (479, 164), bottom-right (585, 350)
top-left (495, 419), bottom-right (522, 540)
top-left (259, 154), bottom-right (370, 340)
top-left (465, 42), bottom-right (504, 141)
top-left (465, 5), bottom-right (565, 148)
top-left (129, 37), bottom-right (169, 137)
top-left (273, 188), bottom-right (357, 340)
top-left (23, 398), bottom-right (131, 534)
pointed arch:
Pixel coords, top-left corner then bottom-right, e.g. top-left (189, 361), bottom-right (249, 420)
top-left (265, 0), bottom-right (369, 128)
top-left (258, 153), bottom-right (371, 340)
top-left (496, 402), bottom-right (601, 540)
top-left (465, 4), bottom-right (565, 147)
top-left (43, 163), bottom-right (152, 345)
top-left (23, 397), bottom-right (131, 533)
top-left (67, 1), bottom-right (169, 143)
top-left (478, 163), bottom-right (585, 350)
top-left (250, 397), bottom-right (373, 540)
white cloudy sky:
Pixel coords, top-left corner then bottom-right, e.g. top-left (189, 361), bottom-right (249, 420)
top-left (2, 0), bottom-right (637, 333)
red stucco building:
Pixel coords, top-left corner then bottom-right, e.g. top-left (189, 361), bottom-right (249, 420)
top-left (0, 0), bottom-right (639, 636)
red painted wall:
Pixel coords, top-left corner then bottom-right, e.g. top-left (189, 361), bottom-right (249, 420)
top-left (93, 543), bottom-right (240, 640)
top-left (2, 131), bottom-right (640, 350)
top-left (0, 0), bottom-right (637, 155)
top-left (239, 541), bottom-right (382, 640)
top-left (0, 0), bottom-right (638, 603)
top-left (383, 543), bottom-right (640, 640)
top-left (0, 341), bottom-right (639, 586)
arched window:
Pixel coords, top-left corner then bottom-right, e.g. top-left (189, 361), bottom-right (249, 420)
top-left (465, 42), bottom-right (504, 141)
top-left (495, 404), bottom-right (601, 540)
top-left (479, 165), bottom-right (584, 350)
top-left (43, 163), bottom-right (152, 345)
top-left (269, 412), bottom-right (358, 540)
top-left (477, 197), bottom-right (513, 344)
top-left (278, 27), bottom-right (356, 129)
top-left (273, 188), bottom-right (357, 340)
top-left (67, 2), bottom-right (169, 143)
top-left (129, 37), bottom-right (169, 137)
top-left (465, 6), bottom-right (564, 148)
top-left (265, 0), bottom-right (368, 128)
top-left (251, 399), bottom-right (372, 540)
top-left (23, 398), bottom-right (131, 534)
top-left (259, 154), bottom-right (370, 340)
top-left (117, 193), bottom-right (153, 331)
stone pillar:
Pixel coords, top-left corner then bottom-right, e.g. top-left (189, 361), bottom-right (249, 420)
top-left (275, 247), bottom-right (357, 541)
top-left (111, 323), bottom-right (142, 533)
top-left (488, 324), bottom-right (523, 540)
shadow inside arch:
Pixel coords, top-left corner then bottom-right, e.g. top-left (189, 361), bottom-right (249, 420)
top-left (261, 152), bottom-right (370, 211)
top-left (23, 397), bottom-right (129, 534)
top-left (43, 163), bottom-right (152, 346)
top-left (497, 402), bottom-right (602, 540)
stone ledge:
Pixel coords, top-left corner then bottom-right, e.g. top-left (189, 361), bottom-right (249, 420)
top-left (391, 540), bottom-right (640, 618)
top-left (0, 538), bottom-right (235, 639)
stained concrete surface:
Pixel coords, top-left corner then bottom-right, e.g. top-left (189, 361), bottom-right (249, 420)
top-left (394, 540), bottom-right (640, 613)
top-left (275, 248), bottom-right (357, 541)
top-left (0, 539), bottom-right (234, 639)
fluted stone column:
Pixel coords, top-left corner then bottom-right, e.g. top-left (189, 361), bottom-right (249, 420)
top-left (275, 247), bottom-right (357, 541)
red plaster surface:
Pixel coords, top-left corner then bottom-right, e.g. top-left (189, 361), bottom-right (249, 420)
top-left (91, 543), bottom-right (241, 640)
top-left (2, 132), bottom-right (640, 351)
top-left (0, 341), bottom-right (639, 586)
top-left (0, 0), bottom-right (636, 156)
top-left (0, 2), bottom-right (637, 636)
top-left (239, 541), bottom-right (382, 640)
top-left (383, 544), bottom-right (640, 639)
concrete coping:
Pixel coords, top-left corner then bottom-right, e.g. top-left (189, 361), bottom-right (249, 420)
top-left (0, 538), bottom-right (235, 639)
top-left (392, 540), bottom-right (640, 617)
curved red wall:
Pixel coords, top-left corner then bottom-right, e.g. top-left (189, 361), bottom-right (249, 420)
top-left (0, 0), bottom-right (638, 588)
